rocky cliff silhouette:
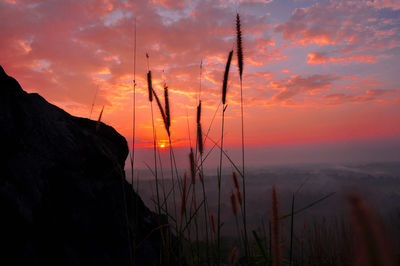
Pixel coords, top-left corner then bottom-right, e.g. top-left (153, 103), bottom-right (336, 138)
top-left (0, 65), bottom-right (169, 266)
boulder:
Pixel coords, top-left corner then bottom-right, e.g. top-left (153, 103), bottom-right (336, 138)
top-left (0, 65), bottom-right (168, 266)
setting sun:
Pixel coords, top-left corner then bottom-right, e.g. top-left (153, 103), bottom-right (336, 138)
top-left (158, 140), bottom-right (168, 149)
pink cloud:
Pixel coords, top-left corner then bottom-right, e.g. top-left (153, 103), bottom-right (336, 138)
top-left (275, 0), bottom-right (400, 54)
top-left (270, 74), bottom-right (338, 102)
top-left (322, 88), bottom-right (400, 105)
top-left (265, 73), bottom-right (399, 107)
top-left (1, 0), bottom-right (270, 109)
top-left (366, 89), bottom-right (400, 96)
top-left (323, 93), bottom-right (375, 105)
top-left (307, 52), bottom-right (378, 65)
top-left (153, 0), bottom-right (187, 9)
top-left (368, 0), bottom-right (400, 10)
top-left (345, 77), bottom-right (385, 90)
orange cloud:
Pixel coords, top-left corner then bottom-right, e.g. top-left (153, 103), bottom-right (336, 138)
top-left (307, 52), bottom-right (378, 65)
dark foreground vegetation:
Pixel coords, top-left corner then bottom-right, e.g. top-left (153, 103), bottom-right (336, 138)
top-left (128, 13), bottom-right (400, 265)
top-left (134, 163), bottom-right (400, 265)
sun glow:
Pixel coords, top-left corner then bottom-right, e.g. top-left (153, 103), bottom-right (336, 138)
top-left (158, 140), bottom-right (168, 149)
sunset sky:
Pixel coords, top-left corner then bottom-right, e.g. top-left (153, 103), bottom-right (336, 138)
top-left (1, 0), bottom-right (400, 164)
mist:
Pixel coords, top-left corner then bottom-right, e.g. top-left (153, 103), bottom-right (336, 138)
top-left (126, 137), bottom-right (400, 174)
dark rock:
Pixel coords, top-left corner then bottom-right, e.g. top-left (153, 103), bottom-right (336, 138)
top-left (0, 65), bottom-right (171, 266)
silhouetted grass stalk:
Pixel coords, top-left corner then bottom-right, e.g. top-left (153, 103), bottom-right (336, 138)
top-left (272, 186), bottom-right (281, 266)
top-left (131, 18), bottom-right (137, 264)
top-left (146, 54), bottom-right (167, 264)
top-left (156, 72), bottom-right (184, 262)
top-left (196, 99), bottom-right (210, 264)
top-left (230, 190), bottom-right (241, 249)
top-left (89, 85), bottom-right (99, 119)
top-left (189, 148), bottom-right (200, 264)
top-left (163, 83), bottom-right (181, 242)
top-left (146, 67), bottom-right (161, 217)
top-left (229, 246), bottom-right (239, 265)
top-left (180, 173), bottom-right (187, 217)
top-left (232, 172), bottom-right (244, 248)
top-left (131, 18), bottom-right (137, 189)
top-left (157, 145), bottom-right (169, 214)
top-left (95, 105), bottom-right (104, 131)
top-left (348, 193), bottom-right (397, 266)
top-left (289, 193), bottom-right (295, 266)
top-left (236, 13), bottom-right (249, 262)
top-left (217, 49), bottom-right (233, 264)
top-left (196, 60), bottom-right (211, 263)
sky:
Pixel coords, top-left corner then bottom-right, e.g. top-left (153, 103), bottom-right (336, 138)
top-left (1, 0), bottom-right (400, 166)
